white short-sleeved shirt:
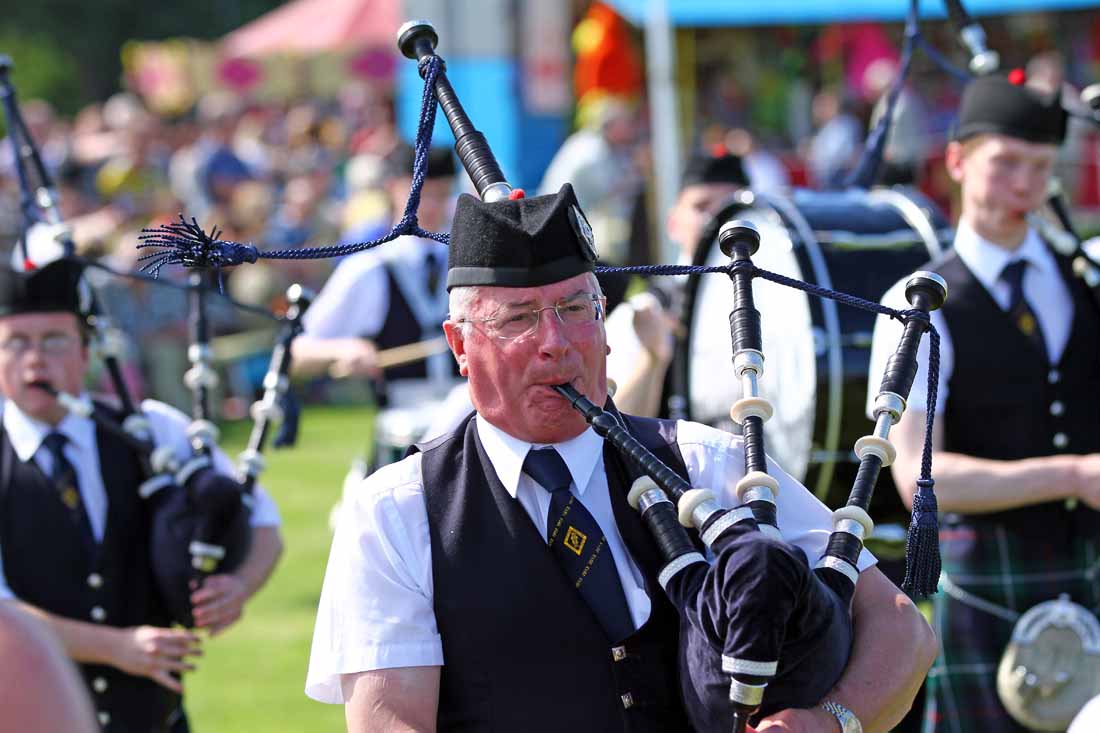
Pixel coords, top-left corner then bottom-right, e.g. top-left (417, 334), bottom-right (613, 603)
top-left (306, 415), bottom-right (877, 704)
top-left (0, 397), bottom-right (281, 600)
top-left (302, 235), bottom-right (452, 385)
top-left (866, 223), bottom-right (1074, 418)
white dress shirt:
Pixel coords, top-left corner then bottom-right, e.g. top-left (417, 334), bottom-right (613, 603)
top-left (866, 222), bottom-right (1074, 417)
top-left (0, 397), bottom-right (281, 599)
top-left (302, 236), bottom-right (452, 385)
top-left (306, 415), bottom-right (877, 704)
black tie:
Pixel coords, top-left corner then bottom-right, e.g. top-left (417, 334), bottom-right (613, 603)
top-left (1000, 260), bottom-right (1049, 363)
top-left (425, 251), bottom-right (442, 295)
top-left (42, 432), bottom-right (97, 556)
top-left (523, 447), bottom-right (635, 642)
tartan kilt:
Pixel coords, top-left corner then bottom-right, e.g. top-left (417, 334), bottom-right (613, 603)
top-left (924, 512), bottom-right (1100, 733)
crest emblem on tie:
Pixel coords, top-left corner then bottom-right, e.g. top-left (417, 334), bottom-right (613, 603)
top-left (1018, 313), bottom-right (1037, 336)
top-left (564, 526), bottom-right (587, 556)
top-left (60, 486), bottom-right (80, 510)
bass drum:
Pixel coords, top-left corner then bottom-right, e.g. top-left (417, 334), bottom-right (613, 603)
top-left (674, 187), bottom-right (951, 562)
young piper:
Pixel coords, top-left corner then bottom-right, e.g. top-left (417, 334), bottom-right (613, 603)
top-left (868, 71), bottom-right (1100, 732)
top-left (0, 259), bottom-right (283, 732)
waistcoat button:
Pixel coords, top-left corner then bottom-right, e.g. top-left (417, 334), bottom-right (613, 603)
top-left (1053, 432), bottom-right (1069, 449)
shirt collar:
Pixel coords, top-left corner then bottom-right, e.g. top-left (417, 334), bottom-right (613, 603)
top-left (954, 221), bottom-right (1053, 291)
top-left (2, 396), bottom-right (95, 463)
top-left (475, 415), bottom-right (604, 500)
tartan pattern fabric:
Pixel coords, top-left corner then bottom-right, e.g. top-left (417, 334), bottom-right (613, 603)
top-left (924, 515), bottom-right (1100, 733)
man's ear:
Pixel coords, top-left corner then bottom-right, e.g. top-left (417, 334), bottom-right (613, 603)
top-left (443, 321), bottom-right (469, 376)
top-left (944, 140), bottom-right (966, 185)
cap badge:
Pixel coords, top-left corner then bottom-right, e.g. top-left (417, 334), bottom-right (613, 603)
top-left (569, 205), bottom-right (598, 262)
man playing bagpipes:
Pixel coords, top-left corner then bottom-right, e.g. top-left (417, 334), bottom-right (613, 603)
top-left (307, 184), bottom-right (937, 732)
top-left (0, 259), bottom-right (283, 732)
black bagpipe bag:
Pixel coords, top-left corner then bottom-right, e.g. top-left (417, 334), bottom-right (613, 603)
top-left (147, 468), bottom-right (252, 627)
top-left (665, 521), bottom-right (853, 730)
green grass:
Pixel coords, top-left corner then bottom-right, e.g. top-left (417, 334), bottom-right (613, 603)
top-left (186, 405), bottom-right (370, 731)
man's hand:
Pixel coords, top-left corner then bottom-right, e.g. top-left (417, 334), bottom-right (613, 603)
top-left (1073, 453), bottom-right (1100, 510)
top-left (109, 626), bottom-right (202, 693)
top-left (755, 706), bottom-right (838, 732)
top-left (191, 574), bottom-right (248, 636)
top-left (328, 339), bottom-right (381, 379)
top-left (629, 293), bottom-right (676, 364)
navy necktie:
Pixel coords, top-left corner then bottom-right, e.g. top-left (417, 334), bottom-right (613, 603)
top-left (1000, 259), bottom-right (1049, 363)
top-left (523, 447), bottom-right (634, 642)
top-left (42, 432), bottom-right (97, 556)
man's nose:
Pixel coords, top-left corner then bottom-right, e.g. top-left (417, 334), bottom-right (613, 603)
top-left (534, 309), bottom-right (571, 357)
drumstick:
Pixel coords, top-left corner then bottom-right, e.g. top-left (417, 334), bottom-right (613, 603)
top-left (327, 336), bottom-right (450, 379)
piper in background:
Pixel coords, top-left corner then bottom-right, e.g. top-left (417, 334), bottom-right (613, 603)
top-left (868, 71), bottom-right (1100, 733)
top-left (0, 259), bottom-right (283, 733)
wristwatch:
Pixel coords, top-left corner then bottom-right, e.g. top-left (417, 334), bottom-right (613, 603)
top-left (821, 700), bottom-right (863, 733)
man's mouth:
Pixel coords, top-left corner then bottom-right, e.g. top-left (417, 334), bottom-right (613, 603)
top-left (26, 379), bottom-right (55, 394)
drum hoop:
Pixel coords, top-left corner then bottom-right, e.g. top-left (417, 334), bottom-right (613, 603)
top-left (673, 187), bottom-right (945, 501)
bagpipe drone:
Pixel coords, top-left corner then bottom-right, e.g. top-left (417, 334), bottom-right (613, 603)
top-left (0, 55), bottom-right (311, 628)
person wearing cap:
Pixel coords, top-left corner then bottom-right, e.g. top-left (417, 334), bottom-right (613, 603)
top-left (605, 147), bottom-right (749, 418)
top-left (291, 144), bottom-right (457, 396)
top-left (0, 259), bottom-right (284, 732)
top-left (307, 183), bottom-right (935, 732)
top-left (866, 71), bottom-right (1100, 732)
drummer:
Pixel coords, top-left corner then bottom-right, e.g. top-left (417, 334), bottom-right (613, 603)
top-left (291, 143), bottom-right (458, 404)
top-left (605, 146), bottom-right (750, 417)
top-left (866, 71), bottom-right (1100, 732)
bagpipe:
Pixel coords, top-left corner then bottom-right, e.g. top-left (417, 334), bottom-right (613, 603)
top-left (0, 56), bottom-right (310, 628)
top-left (132, 19), bottom-right (949, 729)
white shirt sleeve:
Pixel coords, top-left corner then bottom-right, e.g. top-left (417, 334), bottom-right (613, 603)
top-left (865, 278), bottom-right (954, 420)
top-left (140, 400), bottom-right (281, 527)
top-left (604, 300), bottom-right (645, 388)
top-left (301, 254), bottom-right (389, 340)
top-left (677, 420), bottom-right (877, 572)
top-left (306, 454), bottom-right (442, 704)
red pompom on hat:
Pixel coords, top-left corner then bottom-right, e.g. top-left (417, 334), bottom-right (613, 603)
top-left (1007, 68), bottom-right (1027, 86)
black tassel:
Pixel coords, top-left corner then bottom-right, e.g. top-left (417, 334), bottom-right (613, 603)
top-left (902, 478), bottom-right (941, 597)
top-left (137, 215), bottom-right (259, 273)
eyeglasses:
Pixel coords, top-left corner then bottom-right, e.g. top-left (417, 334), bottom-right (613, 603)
top-left (456, 293), bottom-right (607, 341)
top-left (0, 334), bottom-right (78, 357)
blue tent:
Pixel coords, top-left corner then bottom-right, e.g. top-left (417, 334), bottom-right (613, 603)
top-left (607, 0), bottom-right (1098, 26)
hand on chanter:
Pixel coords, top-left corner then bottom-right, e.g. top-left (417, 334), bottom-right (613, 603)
top-left (109, 625), bottom-right (202, 693)
top-left (190, 573), bottom-right (248, 636)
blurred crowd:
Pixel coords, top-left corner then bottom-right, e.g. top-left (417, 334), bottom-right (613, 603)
top-left (0, 36), bottom-right (1094, 414)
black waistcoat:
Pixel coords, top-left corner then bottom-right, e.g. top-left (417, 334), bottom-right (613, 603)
top-left (418, 413), bottom-right (694, 733)
top-left (374, 265), bottom-right (430, 381)
top-left (934, 249), bottom-right (1100, 536)
top-left (0, 407), bottom-right (180, 732)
